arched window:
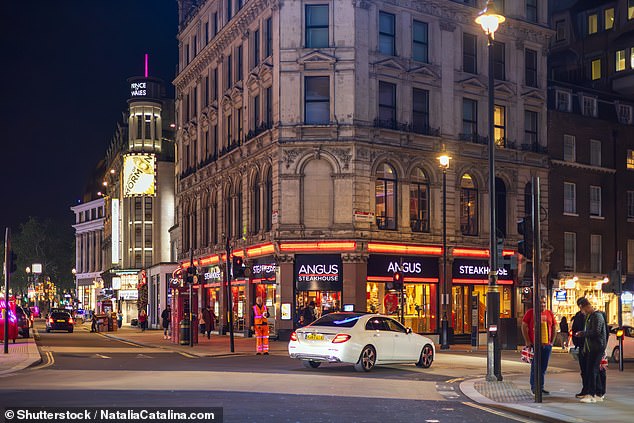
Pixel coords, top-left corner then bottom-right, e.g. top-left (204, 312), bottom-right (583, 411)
top-left (252, 173), bottom-right (261, 234)
top-left (265, 168), bottom-right (273, 231)
top-left (375, 163), bottom-right (398, 230)
top-left (182, 203), bottom-right (190, 251)
top-left (410, 168), bottom-right (429, 232)
top-left (203, 195), bottom-right (210, 246)
top-left (460, 174), bottom-right (478, 236)
top-left (495, 178), bottom-right (507, 238)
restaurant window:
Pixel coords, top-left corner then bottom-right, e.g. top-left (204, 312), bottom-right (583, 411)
top-left (412, 20), bottom-right (428, 63)
top-left (460, 174), bottom-right (478, 236)
top-left (409, 168), bottom-right (429, 233)
top-left (564, 232), bottom-right (576, 271)
top-left (304, 76), bottom-right (330, 124)
top-left (564, 182), bottom-right (576, 214)
top-left (463, 33), bottom-right (477, 74)
top-left (305, 4), bottom-right (329, 48)
top-left (591, 234), bottom-right (602, 273)
top-left (494, 105), bottom-right (505, 147)
top-left (375, 163), bottom-right (398, 230)
top-left (379, 12), bottom-right (396, 56)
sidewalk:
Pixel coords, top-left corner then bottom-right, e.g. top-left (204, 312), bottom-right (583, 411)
top-left (0, 329), bottom-right (41, 376)
top-left (461, 361), bottom-right (633, 423)
top-left (96, 324), bottom-right (287, 357)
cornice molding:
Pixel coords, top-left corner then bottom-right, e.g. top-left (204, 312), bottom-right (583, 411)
top-left (551, 160), bottom-right (616, 174)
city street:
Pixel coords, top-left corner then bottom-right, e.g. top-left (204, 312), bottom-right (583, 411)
top-left (0, 321), bottom-right (535, 423)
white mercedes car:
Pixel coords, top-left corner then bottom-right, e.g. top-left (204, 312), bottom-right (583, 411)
top-left (288, 312), bottom-right (435, 372)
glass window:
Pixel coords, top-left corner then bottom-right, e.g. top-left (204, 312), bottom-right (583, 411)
top-left (617, 50), bottom-right (626, 72)
top-left (583, 97), bottom-right (597, 117)
top-left (409, 168), bottom-right (429, 233)
top-left (493, 41), bottom-right (505, 80)
top-left (590, 186), bottom-right (602, 216)
top-left (266, 17), bottom-right (273, 58)
top-left (588, 14), bottom-right (598, 34)
top-left (564, 232), bottom-right (576, 271)
top-left (526, 0), bottom-right (538, 22)
top-left (253, 94), bottom-right (260, 130)
top-left (591, 234), bottom-right (602, 273)
top-left (591, 59), bottom-right (601, 80)
top-left (237, 107), bottom-right (243, 142)
top-left (144, 197), bottom-right (152, 220)
top-left (555, 20), bottom-right (566, 41)
top-left (463, 33), bottom-right (477, 74)
top-left (227, 54), bottom-right (232, 88)
top-left (524, 110), bottom-right (538, 146)
top-left (236, 184), bottom-right (243, 238)
top-left (265, 86), bottom-right (272, 127)
top-left (628, 240), bottom-right (634, 274)
top-left (605, 8), bottom-right (615, 30)
top-left (627, 191), bottom-right (634, 218)
top-left (460, 174), bottom-right (478, 236)
top-left (590, 140), bottom-right (601, 167)
top-left (252, 174), bottom-right (260, 233)
top-left (227, 0), bottom-right (233, 20)
top-left (630, 0), bottom-right (634, 20)
top-left (375, 163), bottom-right (398, 230)
top-left (305, 76), bottom-right (330, 124)
top-left (631, 48), bottom-right (634, 69)
top-left (253, 29), bottom-right (260, 67)
top-left (236, 45), bottom-right (243, 82)
top-left (265, 168), bottom-right (273, 231)
top-left (629, 150), bottom-right (634, 169)
top-left (305, 5), bottom-right (329, 48)
top-left (379, 12), bottom-right (396, 56)
top-left (378, 81), bottom-right (397, 124)
top-left (462, 98), bottom-right (478, 139)
top-left (618, 105), bottom-right (632, 124)
top-left (564, 182), bottom-right (576, 214)
top-left (494, 105), bottom-right (505, 147)
top-left (412, 20), bottom-right (428, 63)
top-left (556, 91), bottom-right (571, 112)
top-left (412, 88), bottom-right (429, 133)
top-left (525, 49), bottom-right (537, 87)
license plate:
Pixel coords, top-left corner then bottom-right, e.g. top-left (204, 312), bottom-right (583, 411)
top-left (57, 320), bottom-right (65, 322)
top-left (306, 333), bottom-right (324, 341)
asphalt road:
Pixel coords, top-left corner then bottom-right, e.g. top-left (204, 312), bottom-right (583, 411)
top-left (0, 322), bottom-right (542, 423)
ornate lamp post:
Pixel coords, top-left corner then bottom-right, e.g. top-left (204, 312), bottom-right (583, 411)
top-left (438, 153), bottom-right (451, 350)
top-left (475, 0), bottom-right (505, 382)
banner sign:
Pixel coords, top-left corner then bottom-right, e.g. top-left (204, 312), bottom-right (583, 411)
top-left (367, 255), bottom-right (439, 279)
top-left (452, 258), bottom-right (513, 281)
top-left (295, 254), bottom-right (342, 291)
top-left (123, 154), bottom-right (156, 197)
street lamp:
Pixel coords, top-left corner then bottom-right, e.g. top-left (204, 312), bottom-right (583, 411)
top-left (475, 0), bottom-right (505, 382)
top-left (438, 153), bottom-right (451, 350)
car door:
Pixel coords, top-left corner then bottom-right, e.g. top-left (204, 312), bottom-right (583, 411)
top-left (625, 327), bottom-right (634, 359)
top-left (385, 318), bottom-right (418, 361)
top-left (365, 317), bottom-right (394, 362)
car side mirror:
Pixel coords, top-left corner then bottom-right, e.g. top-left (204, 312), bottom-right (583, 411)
top-left (406, 327), bottom-right (412, 334)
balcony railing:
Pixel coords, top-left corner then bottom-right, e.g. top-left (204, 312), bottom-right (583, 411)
top-left (459, 133), bottom-right (488, 144)
top-left (374, 118), bottom-right (440, 136)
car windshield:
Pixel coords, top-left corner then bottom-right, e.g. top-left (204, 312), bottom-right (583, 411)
top-left (51, 312), bottom-right (70, 319)
top-left (311, 313), bottom-right (364, 328)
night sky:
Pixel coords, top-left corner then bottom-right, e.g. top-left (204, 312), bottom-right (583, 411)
top-left (0, 1), bottom-right (178, 231)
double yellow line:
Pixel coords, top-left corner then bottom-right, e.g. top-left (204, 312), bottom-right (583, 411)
top-left (31, 351), bottom-right (54, 370)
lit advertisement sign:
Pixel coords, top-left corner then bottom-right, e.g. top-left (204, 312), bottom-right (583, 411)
top-left (130, 81), bottom-right (147, 97)
top-left (112, 199), bottom-right (120, 264)
top-left (123, 154), bottom-right (156, 197)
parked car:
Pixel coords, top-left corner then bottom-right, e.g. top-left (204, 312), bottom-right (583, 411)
top-left (288, 312), bottom-right (435, 372)
top-left (607, 325), bottom-right (634, 362)
top-left (46, 311), bottom-right (74, 333)
top-left (15, 306), bottom-right (30, 338)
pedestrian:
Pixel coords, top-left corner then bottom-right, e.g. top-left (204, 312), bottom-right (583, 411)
top-left (202, 305), bottom-right (212, 339)
top-left (161, 305), bottom-right (171, 340)
top-left (521, 296), bottom-right (557, 395)
top-left (198, 309), bottom-right (205, 334)
top-left (251, 296), bottom-right (270, 355)
top-left (117, 311), bottom-right (123, 329)
top-left (302, 301), bottom-right (317, 326)
top-left (559, 316), bottom-right (569, 348)
top-left (90, 311), bottom-right (98, 333)
top-left (571, 309), bottom-right (587, 398)
top-left (574, 297), bottom-right (608, 403)
top-left (138, 309), bottom-right (147, 332)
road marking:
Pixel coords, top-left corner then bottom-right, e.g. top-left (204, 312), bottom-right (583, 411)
top-left (136, 354), bottom-right (153, 359)
top-left (178, 352), bottom-right (198, 359)
top-left (115, 339), bottom-right (141, 348)
top-left (30, 351), bottom-right (54, 371)
top-left (446, 377), bottom-right (466, 383)
top-left (463, 401), bottom-right (534, 423)
top-left (95, 354), bottom-right (111, 359)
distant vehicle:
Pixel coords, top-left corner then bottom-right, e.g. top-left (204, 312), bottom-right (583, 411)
top-left (46, 311), bottom-right (74, 333)
top-left (15, 306), bottom-right (30, 338)
top-left (607, 325), bottom-right (634, 362)
top-left (73, 309), bottom-right (86, 324)
top-left (288, 312), bottom-right (435, 372)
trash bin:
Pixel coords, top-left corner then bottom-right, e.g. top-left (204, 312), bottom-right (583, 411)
top-left (499, 318), bottom-right (518, 350)
top-left (179, 319), bottom-right (190, 345)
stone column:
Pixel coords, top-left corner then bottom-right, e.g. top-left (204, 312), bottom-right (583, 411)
top-left (342, 254), bottom-right (368, 312)
top-left (277, 255), bottom-right (295, 341)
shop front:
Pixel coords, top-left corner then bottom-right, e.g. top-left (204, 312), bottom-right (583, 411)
top-left (551, 274), bottom-right (614, 325)
top-left (451, 258), bottom-right (514, 336)
top-left (294, 254), bottom-right (342, 326)
top-left (251, 257), bottom-right (278, 337)
top-left (201, 264), bottom-right (223, 329)
top-left (366, 254), bottom-right (439, 334)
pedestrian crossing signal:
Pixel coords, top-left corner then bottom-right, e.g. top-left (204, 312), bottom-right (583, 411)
top-left (387, 271), bottom-right (403, 291)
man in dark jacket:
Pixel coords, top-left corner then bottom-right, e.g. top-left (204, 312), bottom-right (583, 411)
top-left (571, 310), bottom-right (587, 398)
top-left (574, 297), bottom-right (607, 403)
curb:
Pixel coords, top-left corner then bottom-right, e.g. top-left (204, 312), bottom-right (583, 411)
top-left (459, 378), bottom-right (590, 423)
top-left (0, 327), bottom-right (43, 377)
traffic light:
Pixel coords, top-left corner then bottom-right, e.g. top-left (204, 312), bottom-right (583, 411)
top-left (8, 250), bottom-right (18, 274)
top-left (232, 256), bottom-right (245, 279)
top-left (387, 271), bottom-right (403, 291)
top-left (185, 265), bottom-right (197, 284)
top-left (602, 269), bottom-right (621, 294)
top-left (517, 217), bottom-right (533, 260)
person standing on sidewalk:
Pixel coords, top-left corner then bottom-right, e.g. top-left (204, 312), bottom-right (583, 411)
top-left (202, 305), bottom-right (212, 339)
top-left (559, 317), bottom-right (569, 348)
top-left (138, 309), bottom-right (148, 332)
top-left (571, 309), bottom-right (587, 398)
top-left (161, 305), bottom-right (171, 340)
top-left (521, 296), bottom-right (557, 395)
top-left (574, 297), bottom-right (608, 403)
top-left (251, 297), bottom-right (270, 355)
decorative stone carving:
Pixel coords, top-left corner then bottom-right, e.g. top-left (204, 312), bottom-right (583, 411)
top-left (282, 148), bottom-right (308, 169)
top-left (439, 19), bottom-right (456, 32)
top-left (331, 148), bottom-right (352, 170)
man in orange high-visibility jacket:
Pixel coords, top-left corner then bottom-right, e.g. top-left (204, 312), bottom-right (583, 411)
top-left (251, 297), bottom-right (270, 355)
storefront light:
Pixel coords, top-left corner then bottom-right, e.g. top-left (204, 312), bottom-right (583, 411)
top-left (246, 243), bottom-right (275, 257)
top-left (279, 241), bottom-right (356, 251)
top-left (565, 278), bottom-right (577, 289)
top-left (367, 242), bottom-right (442, 256)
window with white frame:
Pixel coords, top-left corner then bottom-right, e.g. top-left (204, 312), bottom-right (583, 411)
top-left (556, 91), bottom-right (571, 112)
top-left (590, 186), bottom-right (602, 216)
top-left (563, 134), bottom-right (576, 161)
top-left (627, 191), bottom-right (634, 218)
top-left (564, 182), bottom-right (576, 214)
top-left (583, 96), bottom-right (597, 117)
top-left (628, 239), bottom-right (634, 274)
top-left (590, 139), bottom-right (602, 167)
top-left (618, 104), bottom-right (633, 124)
top-left (591, 234), bottom-right (602, 273)
top-left (564, 232), bottom-right (576, 271)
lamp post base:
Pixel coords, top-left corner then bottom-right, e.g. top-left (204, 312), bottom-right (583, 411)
top-left (440, 317), bottom-right (450, 350)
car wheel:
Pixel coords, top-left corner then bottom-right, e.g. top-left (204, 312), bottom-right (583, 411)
top-left (354, 345), bottom-right (376, 372)
top-left (68, 328), bottom-right (74, 333)
top-left (612, 346), bottom-right (620, 363)
top-left (302, 360), bottom-right (321, 369)
top-left (416, 344), bottom-right (434, 368)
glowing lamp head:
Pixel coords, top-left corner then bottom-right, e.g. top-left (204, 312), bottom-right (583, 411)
top-left (475, 0), bottom-right (506, 39)
top-left (438, 154), bottom-right (451, 169)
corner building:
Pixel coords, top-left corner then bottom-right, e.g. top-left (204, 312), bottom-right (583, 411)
top-left (175, 0), bottom-right (551, 342)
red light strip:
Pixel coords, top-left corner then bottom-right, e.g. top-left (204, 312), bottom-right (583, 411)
top-left (367, 243), bottom-right (442, 256)
top-left (452, 248), bottom-right (516, 258)
top-left (199, 255), bottom-right (220, 266)
top-left (246, 243), bottom-right (275, 257)
top-left (279, 241), bottom-right (357, 251)
top-left (452, 278), bottom-right (514, 285)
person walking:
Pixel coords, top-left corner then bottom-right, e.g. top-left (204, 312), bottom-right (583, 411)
top-left (251, 297), bottom-right (270, 355)
top-left (138, 309), bottom-right (148, 332)
top-left (559, 316), bottom-right (569, 348)
top-left (571, 309), bottom-right (587, 398)
top-left (574, 297), bottom-right (608, 403)
top-left (521, 296), bottom-right (557, 395)
top-left (302, 301), bottom-right (317, 326)
top-left (202, 305), bottom-right (212, 339)
top-left (90, 311), bottom-right (98, 333)
top-left (161, 305), bottom-right (171, 340)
